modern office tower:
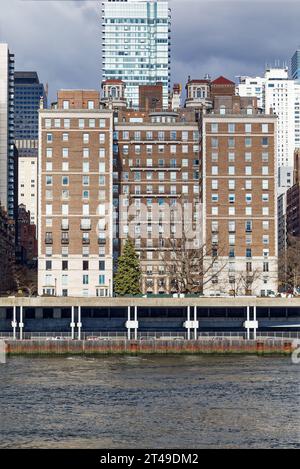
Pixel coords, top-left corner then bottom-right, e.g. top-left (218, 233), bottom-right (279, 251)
top-left (291, 49), bottom-right (300, 80)
top-left (115, 107), bottom-right (201, 295)
top-left (0, 43), bottom-right (15, 217)
top-left (202, 86), bottom-right (278, 296)
top-left (14, 71), bottom-right (47, 157)
top-left (38, 91), bottom-right (114, 297)
top-left (102, 0), bottom-right (171, 109)
top-left (237, 68), bottom-right (295, 192)
top-left (18, 156), bottom-right (37, 225)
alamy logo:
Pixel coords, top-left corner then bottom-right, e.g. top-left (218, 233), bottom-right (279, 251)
top-left (291, 347), bottom-right (300, 365)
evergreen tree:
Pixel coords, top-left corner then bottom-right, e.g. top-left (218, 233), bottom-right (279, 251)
top-left (114, 239), bottom-right (141, 296)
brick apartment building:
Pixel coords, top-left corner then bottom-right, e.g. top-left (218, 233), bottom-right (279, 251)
top-left (38, 91), bottom-right (114, 297)
top-left (115, 107), bottom-right (201, 294)
top-left (202, 91), bottom-right (278, 296)
top-left (37, 78), bottom-right (278, 297)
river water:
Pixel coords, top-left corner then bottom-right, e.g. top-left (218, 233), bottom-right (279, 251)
top-left (0, 355), bottom-right (299, 449)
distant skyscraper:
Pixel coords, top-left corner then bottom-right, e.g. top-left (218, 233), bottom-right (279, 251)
top-left (291, 49), bottom-right (300, 80)
top-left (14, 71), bottom-right (47, 157)
top-left (0, 43), bottom-right (15, 217)
top-left (238, 67), bottom-right (296, 192)
top-left (102, 0), bottom-right (171, 108)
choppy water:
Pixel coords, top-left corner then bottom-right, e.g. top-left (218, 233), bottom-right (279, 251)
top-left (0, 355), bottom-right (299, 449)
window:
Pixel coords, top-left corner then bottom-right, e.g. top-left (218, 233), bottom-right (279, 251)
top-left (228, 166), bottom-right (235, 175)
top-left (99, 119), bottom-right (106, 128)
top-left (99, 275), bottom-right (105, 285)
top-left (228, 180), bottom-right (235, 190)
top-left (212, 180), bottom-right (218, 190)
top-left (83, 162), bottom-right (89, 173)
top-left (245, 137), bottom-right (252, 147)
top-left (89, 119), bottom-right (95, 128)
top-left (46, 148), bottom-right (52, 158)
top-left (62, 176), bottom-right (69, 186)
top-left (79, 119), bottom-right (85, 129)
top-left (83, 274), bottom-right (89, 285)
top-left (62, 148), bottom-right (69, 158)
top-left (262, 166), bottom-right (269, 175)
top-left (245, 124), bottom-right (252, 133)
top-left (211, 123), bottom-right (218, 133)
top-left (64, 119), bottom-right (70, 129)
top-left (46, 176), bottom-right (52, 186)
top-left (228, 137), bottom-right (235, 148)
top-left (228, 152), bottom-right (235, 162)
top-left (262, 180), bottom-right (269, 190)
top-left (82, 175), bottom-right (89, 186)
top-left (262, 124), bottom-right (269, 133)
top-left (211, 137), bottom-right (218, 148)
top-left (262, 137), bottom-right (269, 146)
top-left (245, 152), bottom-right (252, 162)
top-left (212, 166), bottom-right (218, 175)
top-left (62, 133), bottom-right (69, 142)
top-left (245, 166), bottom-right (252, 175)
top-left (47, 133), bottom-right (53, 143)
top-left (63, 100), bottom-right (69, 110)
top-left (83, 148), bottom-right (89, 158)
top-left (88, 100), bottom-right (94, 110)
top-left (99, 133), bottom-right (105, 144)
top-left (228, 123), bottom-right (235, 133)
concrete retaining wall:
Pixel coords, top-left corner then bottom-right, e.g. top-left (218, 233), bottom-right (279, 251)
top-left (5, 339), bottom-right (295, 356)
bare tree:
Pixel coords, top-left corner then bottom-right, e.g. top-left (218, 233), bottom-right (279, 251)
top-left (166, 234), bottom-right (227, 295)
top-left (13, 265), bottom-right (37, 297)
top-left (231, 268), bottom-right (263, 297)
top-left (278, 235), bottom-right (300, 294)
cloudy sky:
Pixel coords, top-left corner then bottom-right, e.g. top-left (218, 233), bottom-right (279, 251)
top-left (0, 0), bottom-right (299, 102)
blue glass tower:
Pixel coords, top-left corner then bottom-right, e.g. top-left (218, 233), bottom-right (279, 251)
top-left (14, 71), bottom-right (48, 157)
top-left (291, 49), bottom-right (300, 80)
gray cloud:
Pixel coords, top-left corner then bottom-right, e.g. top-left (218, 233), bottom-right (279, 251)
top-left (0, 0), bottom-right (298, 102)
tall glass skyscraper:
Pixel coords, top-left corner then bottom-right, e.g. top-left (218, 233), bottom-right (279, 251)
top-left (14, 71), bottom-right (48, 157)
top-left (0, 43), bottom-right (15, 217)
top-left (291, 49), bottom-right (300, 80)
top-left (102, 0), bottom-right (171, 108)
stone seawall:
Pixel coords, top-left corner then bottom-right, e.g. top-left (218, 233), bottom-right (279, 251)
top-left (4, 338), bottom-right (296, 356)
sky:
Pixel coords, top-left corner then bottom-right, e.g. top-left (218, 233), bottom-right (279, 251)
top-left (0, 0), bottom-right (299, 102)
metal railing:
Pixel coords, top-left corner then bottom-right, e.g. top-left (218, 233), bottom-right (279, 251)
top-left (1, 331), bottom-right (300, 341)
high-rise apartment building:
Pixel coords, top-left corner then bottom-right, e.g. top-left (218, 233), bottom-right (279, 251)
top-left (202, 91), bottom-right (278, 296)
top-left (18, 156), bottom-right (38, 225)
top-left (115, 107), bottom-right (201, 294)
top-left (102, 0), bottom-right (171, 108)
top-left (14, 72), bottom-right (47, 228)
top-left (0, 43), bottom-right (15, 217)
top-left (38, 91), bottom-right (114, 297)
top-left (291, 49), bottom-right (300, 80)
top-left (237, 68), bottom-right (295, 193)
top-left (14, 71), bottom-right (47, 157)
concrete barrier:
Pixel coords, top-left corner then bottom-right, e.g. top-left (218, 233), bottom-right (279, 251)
top-left (5, 338), bottom-right (296, 356)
